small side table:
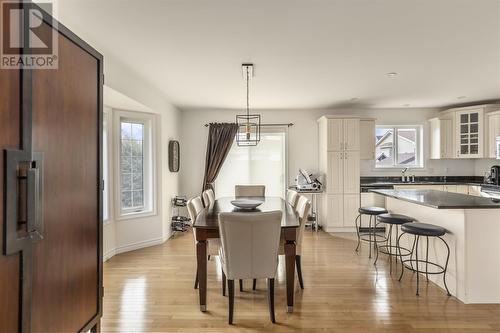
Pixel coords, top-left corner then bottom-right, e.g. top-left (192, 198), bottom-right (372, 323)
top-left (291, 189), bottom-right (323, 232)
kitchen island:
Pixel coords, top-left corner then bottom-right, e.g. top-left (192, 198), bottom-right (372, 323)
top-left (371, 189), bottom-right (500, 304)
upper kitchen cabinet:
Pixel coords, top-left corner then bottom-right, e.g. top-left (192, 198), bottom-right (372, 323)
top-left (429, 117), bottom-right (454, 159)
top-left (429, 104), bottom-right (500, 159)
top-left (456, 108), bottom-right (483, 158)
top-left (487, 111), bottom-right (500, 158)
top-left (325, 117), bottom-right (360, 151)
top-left (360, 119), bottom-right (376, 159)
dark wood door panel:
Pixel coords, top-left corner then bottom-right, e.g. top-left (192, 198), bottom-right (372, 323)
top-left (0, 59), bottom-right (21, 333)
top-left (31, 30), bottom-right (99, 333)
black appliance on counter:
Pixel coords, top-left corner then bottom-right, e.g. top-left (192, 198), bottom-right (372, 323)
top-left (491, 165), bottom-right (500, 185)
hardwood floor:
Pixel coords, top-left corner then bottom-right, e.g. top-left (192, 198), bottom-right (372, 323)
top-left (102, 230), bottom-right (500, 332)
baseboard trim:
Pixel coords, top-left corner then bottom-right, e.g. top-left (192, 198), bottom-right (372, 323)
top-left (324, 227), bottom-right (357, 233)
top-left (103, 248), bottom-right (116, 262)
top-left (115, 237), bottom-right (165, 255)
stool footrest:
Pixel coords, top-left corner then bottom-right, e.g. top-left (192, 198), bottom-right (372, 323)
top-left (401, 259), bottom-right (446, 275)
top-left (378, 244), bottom-right (412, 257)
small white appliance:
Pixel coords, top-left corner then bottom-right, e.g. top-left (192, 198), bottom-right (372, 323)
top-left (295, 169), bottom-right (322, 191)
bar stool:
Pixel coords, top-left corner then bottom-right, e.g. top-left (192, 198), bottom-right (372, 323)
top-left (355, 206), bottom-right (388, 258)
top-left (398, 222), bottom-right (451, 296)
top-left (374, 213), bottom-right (415, 272)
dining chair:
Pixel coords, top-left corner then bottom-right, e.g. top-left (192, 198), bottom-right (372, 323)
top-left (187, 196), bottom-right (221, 290)
top-left (286, 189), bottom-right (299, 209)
top-left (278, 195), bottom-right (311, 289)
top-left (234, 185), bottom-right (265, 197)
top-left (218, 211), bottom-right (282, 324)
top-left (202, 188), bottom-right (216, 207)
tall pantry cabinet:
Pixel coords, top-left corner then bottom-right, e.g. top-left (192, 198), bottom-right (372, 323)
top-left (318, 116), bottom-right (360, 232)
top-left (0, 3), bottom-right (103, 333)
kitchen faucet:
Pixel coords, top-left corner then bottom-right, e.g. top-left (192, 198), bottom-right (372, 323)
top-left (401, 168), bottom-right (408, 182)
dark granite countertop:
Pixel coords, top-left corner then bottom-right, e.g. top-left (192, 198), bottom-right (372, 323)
top-left (360, 176), bottom-right (500, 190)
top-left (371, 189), bottom-right (500, 209)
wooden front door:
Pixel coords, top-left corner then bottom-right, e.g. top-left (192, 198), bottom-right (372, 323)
top-left (0, 2), bottom-right (103, 332)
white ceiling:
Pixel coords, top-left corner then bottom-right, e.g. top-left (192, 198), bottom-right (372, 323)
top-left (58, 0), bottom-right (500, 110)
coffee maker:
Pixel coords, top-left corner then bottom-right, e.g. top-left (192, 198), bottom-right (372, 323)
top-left (491, 165), bottom-right (500, 185)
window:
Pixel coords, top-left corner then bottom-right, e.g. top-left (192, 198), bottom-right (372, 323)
top-left (216, 129), bottom-right (287, 198)
top-left (375, 125), bottom-right (423, 168)
top-left (116, 112), bottom-right (155, 217)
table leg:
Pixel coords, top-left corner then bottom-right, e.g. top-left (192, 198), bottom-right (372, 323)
top-left (195, 229), bottom-right (208, 312)
top-left (284, 228), bottom-right (297, 313)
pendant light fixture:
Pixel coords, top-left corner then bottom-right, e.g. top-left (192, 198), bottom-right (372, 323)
top-left (236, 63), bottom-right (261, 146)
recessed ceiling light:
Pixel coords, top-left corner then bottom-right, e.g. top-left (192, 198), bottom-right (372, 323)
top-left (386, 72), bottom-right (398, 78)
top-left (403, 104), bottom-right (410, 107)
top-left (457, 96), bottom-right (467, 99)
top-left (350, 97), bottom-right (359, 101)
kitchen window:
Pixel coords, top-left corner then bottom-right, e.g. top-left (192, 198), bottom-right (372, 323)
top-left (115, 111), bottom-right (156, 218)
top-left (375, 125), bottom-right (423, 168)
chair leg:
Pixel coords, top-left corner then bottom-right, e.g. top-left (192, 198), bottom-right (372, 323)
top-left (228, 280), bottom-right (234, 324)
top-left (295, 255), bottom-right (304, 289)
top-left (252, 279), bottom-right (257, 290)
top-left (194, 268), bottom-right (199, 289)
top-left (415, 235), bottom-right (420, 296)
top-left (239, 279), bottom-right (243, 292)
top-left (222, 270), bottom-right (227, 296)
top-left (267, 278), bottom-right (276, 323)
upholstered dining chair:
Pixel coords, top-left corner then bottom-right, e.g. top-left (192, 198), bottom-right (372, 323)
top-left (187, 196), bottom-right (221, 289)
top-left (234, 185), bottom-right (265, 197)
top-left (202, 188), bottom-right (215, 207)
top-left (218, 210), bottom-right (282, 324)
top-left (278, 195), bottom-right (311, 289)
top-left (286, 189), bottom-right (299, 209)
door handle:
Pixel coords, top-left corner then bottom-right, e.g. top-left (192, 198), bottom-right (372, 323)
top-left (4, 150), bottom-right (44, 255)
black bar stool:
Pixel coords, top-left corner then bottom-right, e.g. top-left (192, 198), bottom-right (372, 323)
top-left (355, 206), bottom-right (388, 258)
top-left (397, 222), bottom-right (451, 296)
top-left (374, 213), bottom-right (415, 272)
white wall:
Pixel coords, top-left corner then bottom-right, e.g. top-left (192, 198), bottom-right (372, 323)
top-left (180, 107), bottom-right (492, 199)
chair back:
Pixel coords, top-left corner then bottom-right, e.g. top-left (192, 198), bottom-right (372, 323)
top-left (286, 189), bottom-right (299, 208)
top-left (218, 211), bottom-right (282, 280)
top-left (234, 185), bottom-right (265, 198)
top-left (202, 189), bottom-right (215, 207)
top-left (295, 195), bottom-right (311, 254)
top-left (187, 196), bottom-right (204, 225)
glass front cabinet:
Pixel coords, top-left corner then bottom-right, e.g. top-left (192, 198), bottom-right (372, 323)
top-left (455, 108), bottom-right (484, 158)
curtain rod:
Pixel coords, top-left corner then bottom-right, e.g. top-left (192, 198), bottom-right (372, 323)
top-left (204, 123), bottom-right (293, 127)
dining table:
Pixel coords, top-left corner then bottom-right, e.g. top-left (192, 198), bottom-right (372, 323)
top-left (193, 196), bottom-right (300, 313)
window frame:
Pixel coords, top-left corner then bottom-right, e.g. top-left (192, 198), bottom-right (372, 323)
top-left (102, 109), bottom-right (111, 223)
top-left (375, 125), bottom-right (424, 169)
top-left (113, 110), bottom-right (157, 220)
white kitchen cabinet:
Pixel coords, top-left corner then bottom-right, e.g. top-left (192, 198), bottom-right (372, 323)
top-left (455, 108), bottom-right (484, 158)
top-left (343, 194), bottom-right (361, 227)
top-left (429, 104), bottom-right (500, 160)
top-left (327, 152), bottom-right (343, 194)
top-left (443, 184), bottom-right (458, 193)
top-left (429, 117), bottom-right (454, 159)
top-left (456, 185), bottom-right (469, 194)
top-left (318, 116), bottom-right (362, 231)
top-left (344, 151), bottom-right (360, 194)
top-left (343, 119), bottom-right (360, 151)
top-left (468, 185), bottom-right (482, 197)
top-left (327, 119), bottom-right (343, 151)
top-left (360, 119), bottom-right (376, 159)
top-left (487, 112), bottom-right (500, 158)
top-left (394, 184), bottom-right (444, 191)
top-left (326, 194), bottom-right (343, 228)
